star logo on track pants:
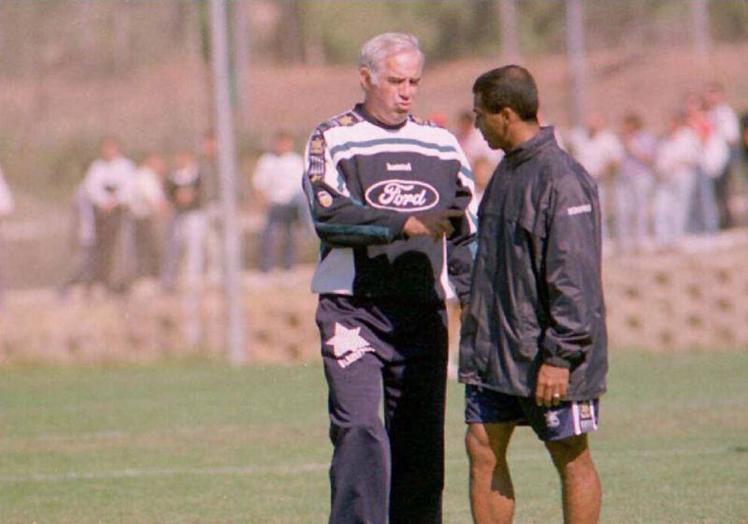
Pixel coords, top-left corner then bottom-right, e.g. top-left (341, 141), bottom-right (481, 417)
top-left (325, 323), bottom-right (375, 368)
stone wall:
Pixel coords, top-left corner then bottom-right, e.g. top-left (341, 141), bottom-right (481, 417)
top-left (1, 233), bottom-right (747, 365)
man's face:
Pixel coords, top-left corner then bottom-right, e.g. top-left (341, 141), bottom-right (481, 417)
top-left (473, 93), bottom-right (508, 151)
top-left (201, 136), bottom-right (217, 158)
top-left (274, 136), bottom-right (293, 155)
top-left (175, 151), bottom-right (193, 170)
top-left (585, 113), bottom-right (605, 136)
top-left (704, 87), bottom-right (723, 109)
top-left (146, 154), bottom-right (165, 175)
top-left (361, 50), bottom-right (422, 125)
top-left (101, 140), bottom-right (119, 161)
top-left (456, 115), bottom-right (474, 138)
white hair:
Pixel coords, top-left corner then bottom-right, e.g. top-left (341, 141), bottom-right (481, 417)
top-left (358, 32), bottom-right (424, 84)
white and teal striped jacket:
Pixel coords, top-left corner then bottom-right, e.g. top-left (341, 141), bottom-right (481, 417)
top-left (303, 104), bottom-right (478, 305)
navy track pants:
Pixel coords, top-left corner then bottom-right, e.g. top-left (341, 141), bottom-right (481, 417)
top-left (316, 294), bottom-right (448, 524)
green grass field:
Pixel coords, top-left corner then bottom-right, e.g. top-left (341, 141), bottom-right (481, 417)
top-left (0, 350), bottom-right (746, 523)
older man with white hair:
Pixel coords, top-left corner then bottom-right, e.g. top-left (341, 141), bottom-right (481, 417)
top-left (303, 32), bottom-right (477, 523)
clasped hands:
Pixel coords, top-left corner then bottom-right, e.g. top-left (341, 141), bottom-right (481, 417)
top-left (403, 209), bottom-right (463, 240)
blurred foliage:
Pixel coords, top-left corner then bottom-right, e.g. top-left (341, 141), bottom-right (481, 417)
top-left (0, 0), bottom-right (747, 199)
top-left (1, 0), bottom-right (746, 76)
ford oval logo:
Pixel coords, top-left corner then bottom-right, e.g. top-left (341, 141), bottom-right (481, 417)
top-left (365, 179), bottom-right (440, 212)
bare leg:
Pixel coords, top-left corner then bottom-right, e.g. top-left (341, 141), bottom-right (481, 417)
top-left (545, 434), bottom-right (601, 524)
top-left (465, 423), bottom-right (516, 524)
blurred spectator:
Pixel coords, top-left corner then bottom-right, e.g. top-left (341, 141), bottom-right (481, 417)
top-left (427, 112), bottom-right (448, 128)
top-left (568, 112), bottom-right (623, 240)
top-left (653, 111), bottom-right (701, 247)
top-left (538, 110), bottom-right (566, 150)
top-left (616, 112), bottom-right (657, 253)
top-left (742, 112), bottom-right (748, 176)
top-left (199, 131), bottom-right (223, 286)
top-left (161, 150), bottom-right (207, 292)
top-left (454, 109), bottom-right (502, 169)
top-left (59, 182), bottom-right (96, 297)
top-left (471, 156), bottom-right (494, 204)
top-left (684, 93), bottom-right (720, 235)
top-left (0, 162), bottom-right (14, 306)
top-left (704, 82), bottom-right (741, 229)
top-left (128, 153), bottom-right (167, 280)
top-left (83, 137), bottom-right (135, 292)
top-left (252, 130), bottom-right (304, 273)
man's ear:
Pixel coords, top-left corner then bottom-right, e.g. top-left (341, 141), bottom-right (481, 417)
top-left (500, 107), bottom-right (517, 124)
top-left (359, 67), bottom-right (373, 91)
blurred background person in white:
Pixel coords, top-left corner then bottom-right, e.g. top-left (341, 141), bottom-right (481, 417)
top-left (161, 150), bottom-right (207, 293)
top-left (0, 162), bottom-right (14, 307)
top-left (616, 112), bottom-right (657, 253)
top-left (128, 152), bottom-right (167, 282)
top-left (704, 82), bottom-right (740, 229)
top-left (654, 111), bottom-right (702, 247)
top-left (252, 130), bottom-right (304, 273)
top-left (568, 112), bottom-right (623, 243)
top-left (83, 136), bottom-right (135, 292)
top-left (470, 156), bottom-right (494, 205)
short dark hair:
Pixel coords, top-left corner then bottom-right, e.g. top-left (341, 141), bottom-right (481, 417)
top-left (472, 65), bottom-right (538, 121)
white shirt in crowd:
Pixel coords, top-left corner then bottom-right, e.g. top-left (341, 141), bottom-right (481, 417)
top-left (0, 164), bottom-right (14, 217)
top-left (252, 151), bottom-right (304, 206)
top-left (568, 128), bottom-right (623, 180)
top-left (708, 103), bottom-right (740, 147)
top-left (458, 128), bottom-right (503, 169)
top-left (84, 156), bottom-right (136, 209)
top-left (655, 127), bottom-right (702, 182)
top-left (128, 166), bottom-right (165, 219)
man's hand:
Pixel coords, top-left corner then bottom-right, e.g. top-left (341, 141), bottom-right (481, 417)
top-left (403, 209), bottom-right (463, 240)
top-left (535, 363), bottom-right (570, 408)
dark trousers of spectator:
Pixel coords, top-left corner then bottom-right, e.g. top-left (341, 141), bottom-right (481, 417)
top-left (134, 217), bottom-right (161, 278)
top-left (160, 211), bottom-right (207, 292)
top-left (317, 295), bottom-right (448, 524)
top-left (688, 168), bottom-right (719, 235)
top-left (259, 204), bottom-right (298, 272)
top-left (714, 149), bottom-right (738, 229)
top-left (93, 207), bottom-right (123, 290)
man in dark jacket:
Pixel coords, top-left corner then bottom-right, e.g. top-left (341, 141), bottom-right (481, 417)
top-left (459, 65), bottom-right (607, 524)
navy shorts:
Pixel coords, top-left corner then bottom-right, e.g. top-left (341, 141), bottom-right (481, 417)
top-left (465, 385), bottom-right (600, 442)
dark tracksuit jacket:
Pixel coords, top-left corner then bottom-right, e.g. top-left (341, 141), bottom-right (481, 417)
top-left (459, 126), bottom-right (608, 401)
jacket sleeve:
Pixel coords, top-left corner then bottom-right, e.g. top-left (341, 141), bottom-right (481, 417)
top-left (302, 127), bottom-right (409, 247)
top-left (446, 145), bottom-right (478, 306)
top-left (540, 169), bottom-right (602, 368)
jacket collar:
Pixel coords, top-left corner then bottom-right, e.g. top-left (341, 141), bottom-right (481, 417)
top-left (504, 126), bottom-right (556, 168)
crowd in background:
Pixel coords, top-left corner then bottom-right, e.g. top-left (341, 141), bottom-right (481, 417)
top-left (1, 82), bottom-right (747, 305)
top-left (56, 130), bottom-right (306, 300)
top-left (454, 81), bottom-right (748, 255)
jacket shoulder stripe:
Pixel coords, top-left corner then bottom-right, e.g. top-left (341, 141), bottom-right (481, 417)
top-left (329, 137), bottom-right (458, 157)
